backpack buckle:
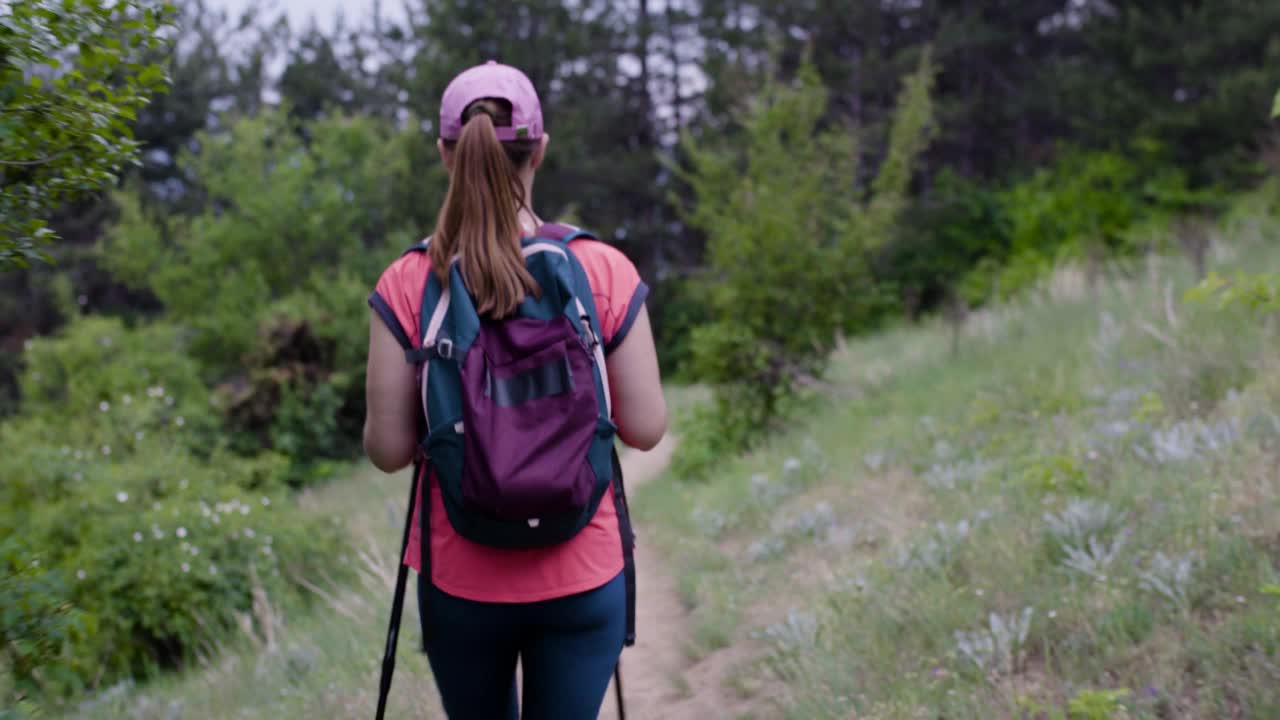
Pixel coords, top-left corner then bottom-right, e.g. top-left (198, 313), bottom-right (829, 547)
top-left (435, 338), bottom-right (454, 360)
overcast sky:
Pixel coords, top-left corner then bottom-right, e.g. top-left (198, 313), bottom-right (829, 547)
top-left (212, 0), bottom-right (403, 33)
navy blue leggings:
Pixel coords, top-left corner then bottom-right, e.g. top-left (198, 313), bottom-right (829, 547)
top-left (417, 571), bottom-right (625, 719)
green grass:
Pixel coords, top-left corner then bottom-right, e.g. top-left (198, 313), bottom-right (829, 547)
top-left (635, 219), bottom-right (1280, 719)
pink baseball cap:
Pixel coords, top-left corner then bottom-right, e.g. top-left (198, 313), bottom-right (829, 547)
top-left (439, 60), bottom-right (543, 142)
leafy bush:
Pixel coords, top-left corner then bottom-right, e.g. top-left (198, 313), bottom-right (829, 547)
top-left (961, 143), bottom-right (1222, 303)
top-left (99, 109), bottom-right (434, 480)
top-left (670, 52), bottom-right (935, 477)
top-left (0, 0), bottom-right (175, 269)
top-left (0, 317), bottom-right (347, 702)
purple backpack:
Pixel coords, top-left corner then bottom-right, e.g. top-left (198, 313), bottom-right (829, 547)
top-left (401, 223), bottom-right (636, 640)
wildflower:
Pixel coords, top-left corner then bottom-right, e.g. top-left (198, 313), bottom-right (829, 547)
top-left (209, 565), bottom-right (218, 575)
top-left (782, 457), bottom-right (802, 473)
top-left (261, 497), bottom-right (271, 507)
top-left (134, 532), bottom-right (144, 542)
top-left (77, 569), bottom-right (87, 580)
top-left (74, 450), bottom-right (83, 460)
top-left (180, 478), bottom-right (189, 490)
top-left (262, 546), bottom-right (273, 556)
top-left (154, 502), bottom-right (162, 511)
top-left (240, 505), bottom-right (250, 516)
top-left (152, 524), bottom-right (165, 540)
top-left (165, 396), bottom-right (175, 407)
top-left (243, 528), bottom-right (255, 539)
top-left (73, 472), bottom-right (83, 482)
top-left (212, 514), bottom-right (220, 524)
top-left (1048, 610), bottom-right (1058, 619)
top-left (1236, 596), bottom-right (1247, 605)
top-left (101, 445), bottom-right (112, 456)
top-left (175, 416), bottom-right (185, 427)
top-left (116, 491), bottom-right (129, 503)
top-left (99, 401), bottom-right (110, 412)
top-left (264, 535), bottom-right (273, 545)
top-left (190, 546), bottom-right (200, 556)
top-left (135, 431), bottom-right (145, 442)
top-left (123, 394), bottom-right (133, 406)
top-left (61, 446), bottom-right (70, 455)
top-left (176, 527), bottom-right (187, 539)
top-left (181, 563), bottom-right (190, 573)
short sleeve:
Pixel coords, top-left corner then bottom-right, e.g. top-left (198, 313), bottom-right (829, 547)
top-left (368, 251), bottom-right (432, 352)
top-left (570, 240), bottom-right (650, 354)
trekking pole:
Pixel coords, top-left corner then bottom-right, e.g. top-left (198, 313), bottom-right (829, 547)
top-left (614, 661), bottom-right (626, 720)
top-left (376, 462), bottom-right (421, 720)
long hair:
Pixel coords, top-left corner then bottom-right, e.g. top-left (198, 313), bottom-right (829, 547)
top-left (430, 99), bottom-right (542, 318)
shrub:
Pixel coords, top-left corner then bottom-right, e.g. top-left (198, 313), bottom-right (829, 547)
top-left (99, 109), bottom-right (431, 479)
top-left (670, 51), bottom-right (935, 477)
top-left (0, 318), bottom-right (347, 702)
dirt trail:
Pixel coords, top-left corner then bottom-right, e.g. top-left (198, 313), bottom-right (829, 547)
top-left (596, 435), bottom-right (742, 720)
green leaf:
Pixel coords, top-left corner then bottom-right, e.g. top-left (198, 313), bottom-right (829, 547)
top-left (1272, 88), bottom-right (1280, 120)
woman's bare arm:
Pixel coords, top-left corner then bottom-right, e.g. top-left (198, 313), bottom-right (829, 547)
top-left (605, 304), bottom-right (667, 451)
top-left (363, 310), bottom-right (419, 472)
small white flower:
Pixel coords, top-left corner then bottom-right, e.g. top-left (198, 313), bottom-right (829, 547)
top-left (135, 431), bottom-right (145, 441)
top-left (181, 563), bottom-right (190, 573)
top-left (261, 497), bottom-right (270, 507)
top-left (179, 478), bottom-right (189, 490)
top-left (176, 527), bottom-right (187, 538)
top-left (209, 564), bottom-right (218, 575)
top-left (1048, 610), bottom-right (1058, 619)
top-left (23, 340), bottom-right (33, 352)
top-left (116, 491), bottom-right (129, 503)
top-left (133, 532), bottom-right (144, 542)
top-left (1087, 450), bottom-right (1099, 460)
top-left (73, 472), bottom-right (83, 482)
top-left (212, 514), bottom-right (220, 524)
top-left (99, 401), bottom-right (110, 412)
top-left (243, 528), bottom-right (255, 539)
top-left (175, 416), bottom-right (185, 427)
top-left (240, 506), bottom-right (250, 516)
top-left (152, 526), bottom-right (165, 539)
top-left (974, 588), bottom-right (985, 597)
top-left (31, 559), bottom-right (39, 567)
top-left (153, 502), bottom-right (162, 511)
top-left (190, 546), bottom-right (199, 556)
top-left (1236, 596), bottom-right (1247, 605)
top-left (74, 450), bottom-right (83, 460)
top-left (123, 394), bottom-right (133, 405)
top-left (262, 546), bottom-right (273, 556)
top-left (165, 396), bottom-right (175, 407)
top-left (77, 569), bottom-right (86, 580)
top-left (783, 457), bottom-right (802, 473)
top-left (264, 535), bottom-right (273, 545)
top-left (61, 446), bottom-right (70, 455)
top-left (101, 445), bottom-right (112, 456)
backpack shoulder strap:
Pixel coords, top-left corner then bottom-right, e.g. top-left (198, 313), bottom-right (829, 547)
top-left (401, 236), bottom-right (431, 256)
top-left (535, 222), bottom-right (599, 244)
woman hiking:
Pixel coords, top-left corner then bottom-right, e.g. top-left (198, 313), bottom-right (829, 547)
top-left (362, 60), bottom-right (667, 719)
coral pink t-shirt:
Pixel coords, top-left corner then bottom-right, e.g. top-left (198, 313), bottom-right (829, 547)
top-left (369, 232), bottom-right (649, 603)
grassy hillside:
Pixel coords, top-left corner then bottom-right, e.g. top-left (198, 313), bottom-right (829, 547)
top-left (636, 213), bottom-right (1280, 718)
top-left (52, 212), bottom-right (1278, 720)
